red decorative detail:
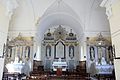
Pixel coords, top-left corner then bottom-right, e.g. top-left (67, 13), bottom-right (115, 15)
top-left (56, 68), bottom-right (62, 76)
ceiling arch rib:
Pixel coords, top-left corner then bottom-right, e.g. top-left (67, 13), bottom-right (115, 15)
top-left (37, 0), bottom-right (83, 41)
top-left (37, 13), bottom-right (83, 40)
top-left (42, 0), bottom-right (80, 20)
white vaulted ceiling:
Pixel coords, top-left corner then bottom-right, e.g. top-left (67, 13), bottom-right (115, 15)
top-left (6, 0), bottom-right (110, 39)
top-left (37, 0), bottom-right (83, 40)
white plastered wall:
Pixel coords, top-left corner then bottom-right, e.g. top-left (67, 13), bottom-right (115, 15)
top-left (109, 1), bottom-right (120, 79)
top-left (0, 4), bottom-right (9, 80)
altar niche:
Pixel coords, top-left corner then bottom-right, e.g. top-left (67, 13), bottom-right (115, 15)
top-left (3, 34), bottom-right (33, 75)
top-left (89, 46), bottom-right (95, 61)
top-left (86, 34), bottom-right (114, 75)
top-left (4, 34), bottom-right (33, 63)
top-left (69, 45), bottom-right (74, 59)
top-left (46, 45), bottom-right (51, 59)
top-left (42, 25), bottom-right (79, 71)
top-left (54, 41), bottom-right (66, 59)
top-left (25, 46), bottom-right (31, 58)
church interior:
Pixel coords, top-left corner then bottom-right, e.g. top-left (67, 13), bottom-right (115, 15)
top-left (0, 0), bottom-right (120, 80)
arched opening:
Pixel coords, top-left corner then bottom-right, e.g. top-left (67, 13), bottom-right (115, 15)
top-left (36, 0), bottom-right (83, 62)
top-left (40, 25), bottom-right (80, 71)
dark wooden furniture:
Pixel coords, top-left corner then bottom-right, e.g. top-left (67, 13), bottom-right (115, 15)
top-left (3, 72), bottom-right (26, 80)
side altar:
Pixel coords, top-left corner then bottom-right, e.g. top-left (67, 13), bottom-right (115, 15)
top-left (86, 33), bottom-right (114, 75)
top-left (5, 57), bottom-right (30, 75)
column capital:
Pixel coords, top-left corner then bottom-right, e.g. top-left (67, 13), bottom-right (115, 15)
top-left (2, 0), bottom-right (19, 20)
top-left (100, 0), bottom-right (118, 19)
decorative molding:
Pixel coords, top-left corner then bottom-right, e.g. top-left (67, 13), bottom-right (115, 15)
top-left (85, 31), bottom-right (111, 37)
top-left (43, 25), bottom-right (77, 42)
top-left (100, 0), bottom-right (114, 19)
top-left (7, 33), bottom-right (33, 46)
top-left (54, 25), bottom-right (67, 41)
top-left (111, 29), bottom-right (120, 38)
top-left (2, 0), bottom-right (19, 20)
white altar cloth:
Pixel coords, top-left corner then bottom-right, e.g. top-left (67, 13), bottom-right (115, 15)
top-left (96, 65), bottom-right (114, 74)
top-left (6, 63), bottom-right (25, 74)
top-left (52, 62), bottom-right (67, 71)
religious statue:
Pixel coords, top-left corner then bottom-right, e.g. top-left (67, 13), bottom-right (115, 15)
top-left (98, 47), bottom-right (102, 60)
top-left (90, 46), bottom-right (95, 61)
top-left (14, 56), bottom-right (20, 63)
top-left (108, 46), bottom-right (113, 61)
top-left (46, 46), bottom-right (51, 58)
top-left (69, 46), bottom-right (74, 59)
top-left (101, 57), bottom-right (107, 65)
top-left (58, 58), bottom-right (62, 62)
top-left (47, 47), bottom-right (49, 54)
top-left (27, 46), bottom-right (30, 58)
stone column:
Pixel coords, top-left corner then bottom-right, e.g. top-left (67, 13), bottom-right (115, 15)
top-left (22, 46), bottom-right (25, 60)
top-left (11, 47), bottom-right (14, 60)
top-left (0, 7), bottom-right (9, 80)
top-left (0, 32), bottom-right (8, 80)
top-left (0, 0), bottom-right (19, 79)
top-left (34, 36), bottom-right (41, 61)
top-left (30, 46), bottom-right (33, 71)
top-left (35, 45), bottom-right (41, 61)
top-left (21, 46), bottom-right (26, 62)
top-left (21, 46), bottom-right (23, 59)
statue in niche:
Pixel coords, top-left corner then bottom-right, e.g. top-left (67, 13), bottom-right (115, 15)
top-left (108, 46), bottom-right (113, 60)
top-left (25, 47), bottom-right (28, 58)
top-left (108, 46), bottom-right (113, 64)
top-left (27, 46), bottom-right (30, 58)
top-left (90, 46), bottom-right (95, 61)
top-left (69, 46), bottom-right (74, 59)
top-left (98, 47), bottom-right (102, 64)
top-left (58, 58), bottom-right (62, 62)
top-left (14, 56), bottom-right (20, 63)
top-left (10, 48), bottom-right (12, 57)
top-left (101, 57), bottom-right (107, 65)
top-left (25, 46), bottom-right (30, 59)
top-left (7, 49), bottom-right (11, 57)
top-left (46, 45), bottom-right (51, 59)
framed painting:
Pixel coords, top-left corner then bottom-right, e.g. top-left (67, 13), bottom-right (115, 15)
top-left (54, 41), bottom-right (65, 59)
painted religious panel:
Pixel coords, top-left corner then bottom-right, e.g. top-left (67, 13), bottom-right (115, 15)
top-left (55, 41), bottom-right (65, 59)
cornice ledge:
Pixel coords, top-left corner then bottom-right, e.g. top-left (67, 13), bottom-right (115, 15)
top-left (100, 0), bottom-right (117, 19)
